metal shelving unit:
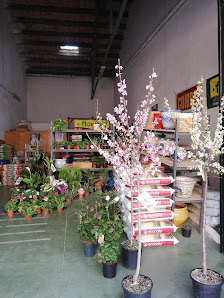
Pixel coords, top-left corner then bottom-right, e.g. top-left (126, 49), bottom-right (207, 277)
top-left (146, 119), bottom-right (204, 234)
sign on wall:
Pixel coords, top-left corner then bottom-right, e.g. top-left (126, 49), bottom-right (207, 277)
top-left (176, 85), bottom-right (197, 111)
top-left (206, 74), bottom-right (219, 109)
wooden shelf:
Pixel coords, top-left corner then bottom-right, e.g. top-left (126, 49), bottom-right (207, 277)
top-left (175, 188), bottom-right (203, 203)
top-left (144, 128), bottom-right (191, 135)
top-left (159, 155), bottom-right (199, 170)
top-left (52, 129), bottom-right (113, 133)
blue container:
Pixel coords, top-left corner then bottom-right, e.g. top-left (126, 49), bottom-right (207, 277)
top-left (83, 242), bottom-right (95, 258)
top-left (108, 179), bottom-right (113, 190)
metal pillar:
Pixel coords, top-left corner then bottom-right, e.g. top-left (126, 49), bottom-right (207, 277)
top-left (218, 0), bottom-right (224, 253)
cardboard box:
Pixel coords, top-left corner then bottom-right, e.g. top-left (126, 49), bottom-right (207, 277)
top-left (73, 162), bottom-right (92, 169)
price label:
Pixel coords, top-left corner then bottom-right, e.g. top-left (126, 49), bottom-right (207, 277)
top-left (98, 235), bottom-right (104, 245)
top-left (137, 191), bottom-right (158, 211)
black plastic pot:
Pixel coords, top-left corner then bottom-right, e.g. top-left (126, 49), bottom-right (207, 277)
top-left (101, 185), bottom-right (107, 193)
top-left (102, 261), bottom-right (117, 278)
top-left (122, 245), bottom-right (138, 270)
top-left (190, 268), bottom-right (224, 298)
top-left (83, 242), bottom-right (95, 258)
top-left (182, 225), bottom-right (192, 238)
top-left (122, 275), bottom-right (153, 297)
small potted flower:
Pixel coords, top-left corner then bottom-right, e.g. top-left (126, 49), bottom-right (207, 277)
top-left (4, 197), bottom-right (18, 217)
top-left (78, 188), bottom-right (85, 199)
top-left (40, 196), bottom-right (53, 216)
top-left (18, 201), bottom-right (38, 220)
top-left (50, 118), bottom-right (68, 132)
top-left (83, 184), bottom-right (93, 196)
top-left (54, 194), bottom-right (68, 212)
top-left (43, 155), bottom-right (56, 176)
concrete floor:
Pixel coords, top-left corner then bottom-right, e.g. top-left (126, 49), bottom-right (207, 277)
top-left (0, 186), bottom-right (224, 298)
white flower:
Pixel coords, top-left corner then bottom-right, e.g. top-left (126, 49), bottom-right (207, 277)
top-left (51, 164), bottom-right (56, 172)
top-left (112, 196), bottom-right (120, 203)
top-left (103, 135), bottom-right (108, 140)
top-left (105, 195), bottom-right (110, 201)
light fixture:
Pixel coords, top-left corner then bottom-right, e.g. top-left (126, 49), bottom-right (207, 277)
top-left (59, 45), bottom-right (79, 56)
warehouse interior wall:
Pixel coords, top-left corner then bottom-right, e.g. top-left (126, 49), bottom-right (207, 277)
top-left (27, 76), bottom-right (114, 127)
top-left (118, 0), bottom-right (219, 188)
top-left (0, 2), bottom-right (27, 140)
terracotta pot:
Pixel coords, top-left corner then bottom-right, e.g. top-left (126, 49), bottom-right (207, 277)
top-left (85, 192), bottom-right (89, 196)
top-left (21, 211), bottom-right (25, 216)
top-left (36, 208), bottom-right (42, 214)
top-left (78, 194), bottom-right (84, 199)
top-left (67, 145), bottom-right (71, 150)
top-left (57, 207), bottom-right (63, 212)
top-left (71, 196), bottom-right (74, 201)
top-left (42, 210), bottom-right (49, 216)
top-left (173, 203), bottom-right (188, 227)
top-left (96, 184), bottom-right (101, 191)
top-left (86, 145), bottom-right (90, 149)
top-left (66, 198), bottom-right (72, 204)
top-left (7, 210), bottom-right (14, 217)
top-left (26, 215), bottom-right (32, 220)
top-left (100, 145), bottom-right (104, 149)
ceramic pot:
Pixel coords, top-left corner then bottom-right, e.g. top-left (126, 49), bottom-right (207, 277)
top-left (7, 210), bottom-right (14, 217)
top-left (174, 176), bottom-right (197, 198)
top-left (42, 210), bottom-right (49, 216)
top-left (146, 111), bottom-right (163, 129)
top-left (173, 203), bottom-right (188, 228)
top-left (55, 159), bottom-right (66, 169)
top-left (171, 147), bottom-right (187, 162)
top-left (161, 110), bottom-right (181, 130)
top-left (190, 268), bottom-right (224, 298)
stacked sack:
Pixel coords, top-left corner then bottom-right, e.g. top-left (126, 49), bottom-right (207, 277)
top-left (0, 145), bottom-right (14, 163)
top-left (0, 164), bottom-right (23, 185)
top-left (115, 170), bottom-right (179, 247)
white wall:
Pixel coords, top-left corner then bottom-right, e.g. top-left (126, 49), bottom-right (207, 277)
top-left (0, 2), bottom-right (26, 140)
top-left (27, 76), bottom-right (114, 124)
top-left (119, 0), bottom-right (219, 188)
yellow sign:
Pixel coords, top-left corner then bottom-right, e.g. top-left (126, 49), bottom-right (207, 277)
top-left (74, 119), bottom-right (109, 129)
top-left (209, 76), bottom-right (219, 98)
top-left (207, 74), bottom-right (219, 109)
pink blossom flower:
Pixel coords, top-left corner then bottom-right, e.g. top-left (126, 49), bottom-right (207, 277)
top-left (11, 197), bottom-right (15, 200)
top-left (44, 196), bottom-right (48, 201)
top-left (78, 188), bottom-right (85, 195)
top-left (61, 190), bottom-right (65, 194)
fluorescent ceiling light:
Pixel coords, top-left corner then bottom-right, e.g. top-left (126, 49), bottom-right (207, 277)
top-left (60, 45), bottom-right (79, 50)
top-left (59, 45), bottom-right (79, 56)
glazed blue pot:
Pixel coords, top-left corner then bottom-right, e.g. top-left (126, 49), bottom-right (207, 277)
top-left (161, 110), bottom-right (181, 130)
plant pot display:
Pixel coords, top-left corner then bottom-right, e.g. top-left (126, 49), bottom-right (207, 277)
top-left (161, 110), bottom-right (181, 130)
top-left (174, 176), bottom-right (197, 198)
top-left (170, 147), bottom-right (187, 163)
top-left (122, 275), bottom-right (153, 297)
top-left (182, 224), bottom-right (192, 238)
top-left (190, 269), bottom-right (224, 298)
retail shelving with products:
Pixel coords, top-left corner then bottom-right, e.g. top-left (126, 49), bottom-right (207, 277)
top-left (144, 119), bottom-right (204, 233)
top-left (50, 128), bottom-right (114, 171)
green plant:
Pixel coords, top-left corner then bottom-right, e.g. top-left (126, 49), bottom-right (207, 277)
top-left (84, 170), bottom-right (95, 187)
top-left (4, 198), bottom-right (18, 211)
top-left (99, 169), bottom-right (109, 186)
top-left (20, 167), bottom-right (41, 190)
top-left (83, 184), bottom-right (93, 193)
top-left (59, 165), bottom-right (70, 182)
top-left (92, 156), bottom-right (103, 165)
top-left (43, 156), bottom-right (55, 170)
top-left (40, 198), bottom-right (53, 213)
top-left (50, 118), bottom-right (68, 132)
top-left (75, 199), bottom-right (97, 244)
top-left (54, 194), bottom-right (67, 209)
top-left (18, 201), bottom-right (38, 219)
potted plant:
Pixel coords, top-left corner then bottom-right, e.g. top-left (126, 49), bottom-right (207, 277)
top-left (186, 78), bottom-right (224, 297)
top-left (43, 155), bottom-right (56, 176)
top-left (18, 201), bottom-right (38, 220)
top-left (90, 59), bottom-right (162, 295)
top-left (4, 197), bottom-right (18, 217)
top-left (75, 198), bottom-right (97, 257)
top-left (99, 169), bottom-right (109, 192)
top-left (83, 184), bottom-right (93, 196)
top-left (40, 196), bottom-right (53, 216)
top-left (78, 188), bottom-right (85, 199)
top-left (84, 139), bottom-right (91, 149)
top-left (54, 194), bottom-right (67, 212)
top-left (50, 118), bottom-right (68, 132)
top-left (95, 193), bottom-right (123, 278)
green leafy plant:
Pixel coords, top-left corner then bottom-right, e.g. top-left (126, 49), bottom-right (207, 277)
top-left (20, 167), bottom-right (41, 190)
top-left (99, 169), bottom-right (109, 187)
top-left (18, 201), bottom-right (38, 219)
top-left (40, 197), bottom-right (54, 212)
top-left (54, 194), bottom-right (67, 209)
top-left (75, 198), bottom-right (97, 244)
top-left (4, 198), bottom-right (18, 211)
top-left (50, 118), bottom-right (68, 132)
top-left (43, 155), bottom-right (55, 171)
top-left (83, 184), bottom-right (93, 193)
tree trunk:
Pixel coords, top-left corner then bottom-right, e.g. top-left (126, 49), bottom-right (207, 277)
top-left (202, 168), bottom-right (208, 275)
top-left (131, 185), bottom-right (134, 245)
top-left (133, 175), bottom-right (142, 284)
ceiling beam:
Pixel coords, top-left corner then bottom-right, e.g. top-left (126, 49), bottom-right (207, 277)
top-left (26, 69), bottom-right (114, 77)
top-left (14, 30), bottom-right (123, 40)
top-left (9, 17), bottom-right (126, 30)
top-left (6, 3), bottom-right (128, 17)
top-left (91, 0), bottom-right (128, 99)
